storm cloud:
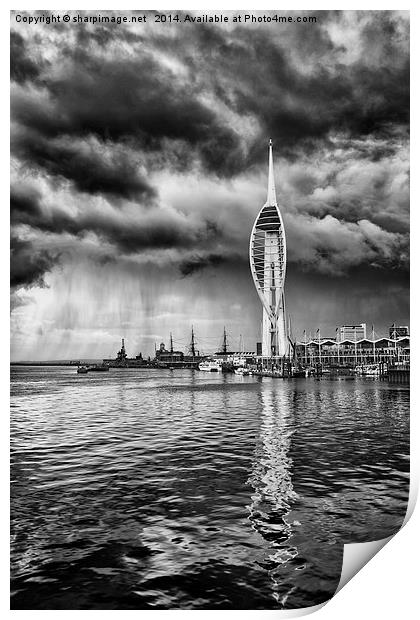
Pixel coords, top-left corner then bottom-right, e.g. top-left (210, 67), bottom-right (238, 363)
top-left (11, 182), bottom-right (224, 257)
top-left (10, 235), bottom-right (58, 289)
top-left (10, 10), bottom-right (409, 359)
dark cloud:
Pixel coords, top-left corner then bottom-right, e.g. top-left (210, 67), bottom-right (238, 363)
top-left (10, 235), bottom-right (58, 288)
top-left (12, 131), bottom-right (156, 201)
top-left (75, 22), bottom-right (143, 48)
top-left (150, 12), bottom-right (408, 157)
top-left (10, 11), bottom-right (409, 288)
top-left (10, 31), bottom-right (42, 84)
top-left (228, 35), bottom-right (408, 152)
top-left (179, 252), bottom-right (243, 276)
top-left (284, 213), bottom-right (409, 276)
top-left (11, 185), bottom-right (221, 254)
top-left (12, 48), bottom-right (245, 177)
top-left (10, 11), bottom-right (409, 187)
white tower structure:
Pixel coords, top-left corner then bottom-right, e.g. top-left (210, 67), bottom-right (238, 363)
top-left (250, 140), bottom-right (289, 359)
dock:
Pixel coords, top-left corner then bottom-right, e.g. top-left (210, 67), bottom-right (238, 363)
top-left (387, 366), bottom-right (410, 384)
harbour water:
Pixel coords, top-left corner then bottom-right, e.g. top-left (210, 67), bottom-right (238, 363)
top-left (10, 367), bottom-right (409, 610)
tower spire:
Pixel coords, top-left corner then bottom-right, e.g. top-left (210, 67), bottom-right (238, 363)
top-left (267, 139), bottom-right (277, 206)
top-left (250, 138), bottom-right (289, 360)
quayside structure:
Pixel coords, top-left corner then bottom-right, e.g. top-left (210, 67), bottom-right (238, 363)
top-left (250, 140), bottom-right (291, 362)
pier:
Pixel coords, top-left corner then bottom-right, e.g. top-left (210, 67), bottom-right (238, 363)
top-left (388, 365), bottom-right (410, 385)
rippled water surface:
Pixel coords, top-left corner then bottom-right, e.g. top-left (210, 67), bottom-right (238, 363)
top-left (11, 367), bottom-right (409, 609)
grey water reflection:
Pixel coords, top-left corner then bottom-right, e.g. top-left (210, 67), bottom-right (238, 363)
top-left (248, 386), bottom-right (299, 606)
top-left (11, 368), bottom-right (409, 610)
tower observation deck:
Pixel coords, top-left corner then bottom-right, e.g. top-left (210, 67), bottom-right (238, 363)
top-left (249, 140), bottom-right (289, 358)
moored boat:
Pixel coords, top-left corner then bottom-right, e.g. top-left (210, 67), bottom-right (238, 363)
top-left (88, 364), bottom-right (110, 372)
top-left (355, 364), bottom-right (380, 376)
top-left (198, 360), bottom-right (222, 372)
top-left (291, 367), bottom-right (310, 378)
top-left (76, 364), bottom-right (109, 373)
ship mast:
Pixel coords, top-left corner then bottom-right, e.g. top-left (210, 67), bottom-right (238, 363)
top-left (222, 326), bottom-right (228, 354)
top-left (190, 326), bottom-right (196, 357)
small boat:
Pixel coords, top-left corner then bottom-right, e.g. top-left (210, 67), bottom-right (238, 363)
top-left (355, 364), bottom-right (380, 376)
top-left (291, 368), bottom-right (310, 378)
top-left (88, 364), bottom-right (109, 372)
top-left (77, 364), bottom-right (109, 373)
top-left (198, 360), bottom-right (222, 372)
top-left (234, 367), bottom-right (250, 376)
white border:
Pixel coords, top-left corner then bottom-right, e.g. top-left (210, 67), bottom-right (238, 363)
top-left (4, 3), bottom-right (418, 619)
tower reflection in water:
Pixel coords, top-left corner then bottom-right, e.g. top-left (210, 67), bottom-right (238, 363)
top-left (247, 385), bottom-right (300, 606)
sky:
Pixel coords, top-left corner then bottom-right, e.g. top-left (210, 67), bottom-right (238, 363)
top-left (10, 10), bottom-right (409, 360)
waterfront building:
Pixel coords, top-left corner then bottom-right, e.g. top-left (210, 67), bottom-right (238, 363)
top-left (153, 333), bottom-right (206, 368)
top-left (389, 325), bottom-right (409, 338)
top-left (249, 141), bottom-right (290, 359)
top-left (294, 335), bottom-right (410, 367)
top-left (214, 351), bottom-right (256, 367)
top-left (339, 324), bottom-right (367, 341)
top-left (155, 341), bottom-right (184, 364)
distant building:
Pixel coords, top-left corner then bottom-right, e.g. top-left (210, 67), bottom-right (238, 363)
top-left (155, 342), bottom-right (184, 364)
top-left (295, 335), bottom-right (410, 366)
top-left (389, 325), bottom-right (409, 338)
top-left (103, 338), bottom-right (147, 367)
top-left (154, 339), bottom-right (205, 368)
top-left (339, 324), bottom-right (366, 342)
top-left (214, 351), bottom-right (256, 366)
